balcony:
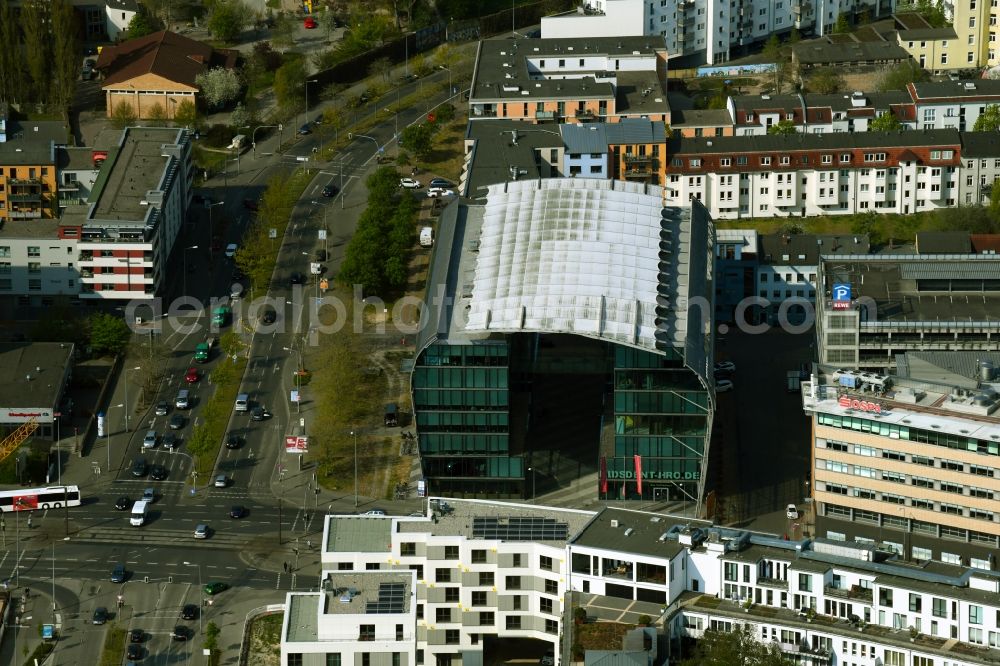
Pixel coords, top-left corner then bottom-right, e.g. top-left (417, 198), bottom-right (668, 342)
top-left (535, 110), bottom-right (555, 120)
top-left (602, 562), bottom-right (633, 581)
top-left (7, 210), bottom-right (42, 219)
top-left (757, 576), bottom-right (788, 589)
top-left (624, 154), bottom-right (655, 164)
top-left (8, 193), bottom-right (42, 203)
top-left (824, 584), bottom-right (873, 602)
top-left (575, 109), bottom-right (595, 120)
top-left (8, 178), bottom-right (42, 185)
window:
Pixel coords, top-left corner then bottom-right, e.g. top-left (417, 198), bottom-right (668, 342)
top-left (444, 588), bottom-right (459, 603)
top-left (506, 616), bottom-right (522, 630)
top-left (878, 588), bottom-right (893, 606)
top-left (540, 555), bottom-right (553, 571)
top-left (932, 598), bottom-right (947, 617)
top-left (761, 157), bottom-right (771, 166)
top-left (359, 624), bottom-right (375, 641)
top-left (540, 598), bottom-right (553, 614)
top-left (471, 591), bottom-right (487, 606)
top-left (721, 158), bottom-right (731, 166)
top-left (444, 546), bottom-right (459, 559)
top-left (479, 611), bottom-right (494, 626)
top-left (0, 247), bottom-right (9, 258)
top-left (545, 619), bottom-right (559, 634)
top-left (396, 625), bottom-right (404, 641)
top-left (471, 549), bottom-right (486, 563)
top-left (436, 568), bottom-right (451, 583)
top-left (288, 656), bottom-right (303, 666)
top-left (326, 655), bottom-right (342, 666)
top-left (798, 573), bottom-right (812, 592)
top-left (445, 629), bottom-right (460, 644)
top-left (436, 607), bottom-right (453, 623)
top-left (544, 578), bottom-right (558, 594)
top-left (27, 246), bottom-right (40, 257)
top-left (512, 553), bottom-right (524, 568)
top-left (840, 154), bottom-right (851, 163)
top-left (909, 593), bottom-right (922, 612)
top-left (0, 263), bottom-right (9, 274)
top-left (479, 571), bottom-right (494, 586)
top-left (400, 543), bottom-right (416, 556)
top-left (506, 575), bottom-right (521, 590)
top-left (689, 158), bottom-right (702, 167)
top-left (971, 605), bottom-right (983, 624)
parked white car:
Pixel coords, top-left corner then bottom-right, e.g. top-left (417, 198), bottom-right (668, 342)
top-left (426, 187), bottom-right (455, 198)
top-left (399, 178), bottom-right (421, 189)
top-left (224, 243), bottom-right (238, 258)
top-left (786, 504), bottom-right (800, 520)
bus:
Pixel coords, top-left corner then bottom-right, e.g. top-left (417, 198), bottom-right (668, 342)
top-left (0, 486), bottom-right (82, 512)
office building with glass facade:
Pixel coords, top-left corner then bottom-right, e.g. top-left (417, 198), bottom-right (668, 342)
top-left (412, 179), bottom-right (716, 505)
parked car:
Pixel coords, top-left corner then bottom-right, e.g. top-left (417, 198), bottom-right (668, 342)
top-left (92, 607), bottom-right (108, 625)
top-left (322, 184), bottom-right (338, 197)
top-left (224, 243), bottom-right (238, 258)
top-left (303, 15), bottom-right (316, 28)
top-left (399, 178), bottom-right (421, 189)
top-left (715, 379), bottom-right (734, 393)
top-left (150, 465), bottom-right (168, 481)
top-left (154, 401), bottom-right (169, 416)
top-left (362, 509), bottom-right (386, 516)
top-left (426, 188), bottom-right (455, 198)
top-left (428, 178), bottom-right (453, 188)
top-left (786, 504), bottom-right (800, 520)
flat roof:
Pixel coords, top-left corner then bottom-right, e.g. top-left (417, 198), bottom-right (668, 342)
top-left (325, 516), bottom-right (393, 553)
top-left (322, 571), bottom-right (412, 616)
top-left (911, 79), bottom-right (1000, 101)
top-left (819, 254), bottom-right (1000, 325)
top-left (464, 119), bottom-right (562, 197)
top-left (0, 343), bottom-right (73, 411)
top-left (396, 497), bottom-right (595, 543)
top-left (570, 508), bottom-right (692, 560)
top-left (91, 127), bottom-right (185, 222)
top-left (792, 38), bottom-right (909, 65)
top-left (0, 121), bottom-right (68, 165)
top-left (668, 128), bottom-right (962, 156)
top-left (284, 594), bottom-right (319, 643)
top-left (464, 179), bottom-right (697, 355)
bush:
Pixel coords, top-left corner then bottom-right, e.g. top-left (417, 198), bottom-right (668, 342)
top-left (637, 614), bottom-right (652, 626)
top-left (574, 607), bottom-right (588, 625)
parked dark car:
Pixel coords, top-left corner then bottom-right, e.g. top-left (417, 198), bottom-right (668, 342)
top-left (129, 628), bottom-right (144, 643)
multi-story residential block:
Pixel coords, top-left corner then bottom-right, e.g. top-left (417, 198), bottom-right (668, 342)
top-left (412, 180), bottom-right (715, 503)
top-left (283, 501), bottom-right (1000, 666)
top-left (670, 108), bottom-right (734, 138)
top-left (803, 357), bottom-right (1000, 566)
top-left (908, 80), bottom-right (1000, 131)
top-left (0, 127), bottom-right (192, 302)
top-left (0, 119), bottom-right (68, 224)
top-left (663, 130), bottom-right (969, 219)
top-left (541, 0), bottom-right (896, 65)
top-left (813, 253), bottom-right (1000, 369)
top-left (281, 571), bottom-right (418, 666)
top-left (468, 37), bottom-right (669, 124)
top-left (726, 91), bottom-right (915, 136)
top-left (755, 234), bottom-right (870, 325)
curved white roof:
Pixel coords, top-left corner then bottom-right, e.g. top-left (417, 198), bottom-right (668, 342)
top-left (466, 179), bottom-right (692, 353)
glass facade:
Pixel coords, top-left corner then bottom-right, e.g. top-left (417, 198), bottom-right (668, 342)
top-left (413, 342), bottom-right (522, 496)
top-left (817, 412), bottom-right (1000, 456)
top-left (606, 347), bottom-right (710, 502)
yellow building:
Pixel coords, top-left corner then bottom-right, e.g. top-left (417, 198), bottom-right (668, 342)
top-left (896, 5), bottom-right (992, 72)
top-left (0, 117), bottom-right (67, 222)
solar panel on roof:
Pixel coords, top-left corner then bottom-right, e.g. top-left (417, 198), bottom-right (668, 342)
top-left (472, 516), bottom-right (569, 541)
top-left (366, 582), bottom-right (407, 614)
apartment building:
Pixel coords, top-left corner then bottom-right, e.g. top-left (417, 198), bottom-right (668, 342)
top-left (0, 119), bottom-right (68, 224)
top-left (908, 80), bottom-right (1000, 131)
top-left (813, 253), bottom-right (1000, 369)
top-left (803, 359), bottom-right (1000, 567)
top-left (468, 37), bottom-right (669, 125)
top-left (663, 129), bottom-right (971, 219)
top-left (726, 91), bottom-right (915, 136)
top-left (0, 127), bottom-right (192, 303)
top-left (283, 502), bottom-right (1000, 666)
top-left (540, 0), bottom-right (896, 65)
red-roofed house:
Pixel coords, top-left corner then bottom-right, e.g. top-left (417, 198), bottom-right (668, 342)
top-left (96, 30), bottom-right (238, 120)
top-left (971, 235), bottom-right (1000, 255)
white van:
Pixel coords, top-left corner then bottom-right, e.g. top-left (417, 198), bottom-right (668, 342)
top-left (228, 134), bottom-right (247, 152)
top-left (175, 389), bottom-right (190, 409)
top-left (130, 500), bottom-right (149, 526)
top-left (235, 393), bottom-right (249, 412)
top-left (419, 226), bottom-right (434, 247)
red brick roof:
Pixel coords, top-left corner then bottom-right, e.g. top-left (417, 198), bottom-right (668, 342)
top-left (97, 30), bottom-right (237, 90)
top-left (971, 234), bottom-right (1000, 254)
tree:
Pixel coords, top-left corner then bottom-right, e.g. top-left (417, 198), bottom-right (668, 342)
top-left (251, 41), bottom-right (282, 72)
top-left (51, 0), bottom-right (79, 114)
top-left (768, 119), bottom-right (797, 135)
top-left (273, 57), bottom-right (307, 112)
top-left (174, 99), bottom-right (198, 127)
top-left (833, 12), bottom-right (851, 33)
top-left (974, 105), bottom-right (1000, 131)
top-left (679, 625), bottom-right (795, 666)
top-left (21, 0), bottom-right (51, 105)
top-left (877, 61), bottom-right (928, 92)
top-left (369, 57), bottom-right (393, 83)
top-left (989, 178), bottom-right (1000, 219)
top-left (272, 13), bottom-right (297, 47)
top-left (147, 102), bottom-right (168, 123)
top-left (230, 102), bottom-right (259, 129)
top-left (126, 12), bottom-right (157, 39)
top-left (195, 67), bottom-right (243, 109)
top-left (207, 0), bottom-right (252, 44)
top-left (400, 123), bottom-right (433, 159)
top-left (0, 2), bottom-right (25, 104)
top-left (111, 100), bottom-right (138, 128)
top-left (433, 103), bottom-right (455, 124)
top-left (88, 313), bottom-right (132, 356)
top-left (763, 34), bottom-right (781, 62)
top-left (869, 111), bottom-right (904, 132)
top-left (807, 68), bottom-right (844, 94)
top-left (203, 622), bottom-right (220, 651)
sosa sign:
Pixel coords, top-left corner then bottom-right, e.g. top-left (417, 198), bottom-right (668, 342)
top-left (839, 396), bottom-right (883, 414)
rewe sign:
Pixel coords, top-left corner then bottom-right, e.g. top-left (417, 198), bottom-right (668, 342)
top-left (839, 396), bottom-right (883, 414)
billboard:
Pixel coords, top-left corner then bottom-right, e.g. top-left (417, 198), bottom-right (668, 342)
top-left (13, 494), bottom-right (39, 511)
top-left (285, 436), bottom-right (308, 454)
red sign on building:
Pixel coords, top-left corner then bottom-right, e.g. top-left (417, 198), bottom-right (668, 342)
top-left (832, 301), bottom-right (851, 310)
top-left (838, 396), bottom-right (883, 414)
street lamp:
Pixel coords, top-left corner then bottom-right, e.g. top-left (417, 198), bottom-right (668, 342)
top-left (182, 245), bottom-right (198, 297)
top-left (438, 65), bottom-right (453, 96)
top-left (347, 132), bottom-right (380, 160)
top-left (206, 201), bottom-right (223, 260)
top-left (122, 366), bottom-right (141, 433)
top-left (311, 199), bottom-right (330, 259)
top-left (303, 78), bottom-right (318, 127)
top-left (252, 124), bottom-right (283, 159)
top-left (384, 107), bottom-right (398, 137)
top-left (352, 430), bottom-right (358, 508)
top-left (108, 402), bottom-right (123, 471)
top-left (182, 561), bottom-right (203, 635)
top-left (282, 346), bottom-right (303, 414)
